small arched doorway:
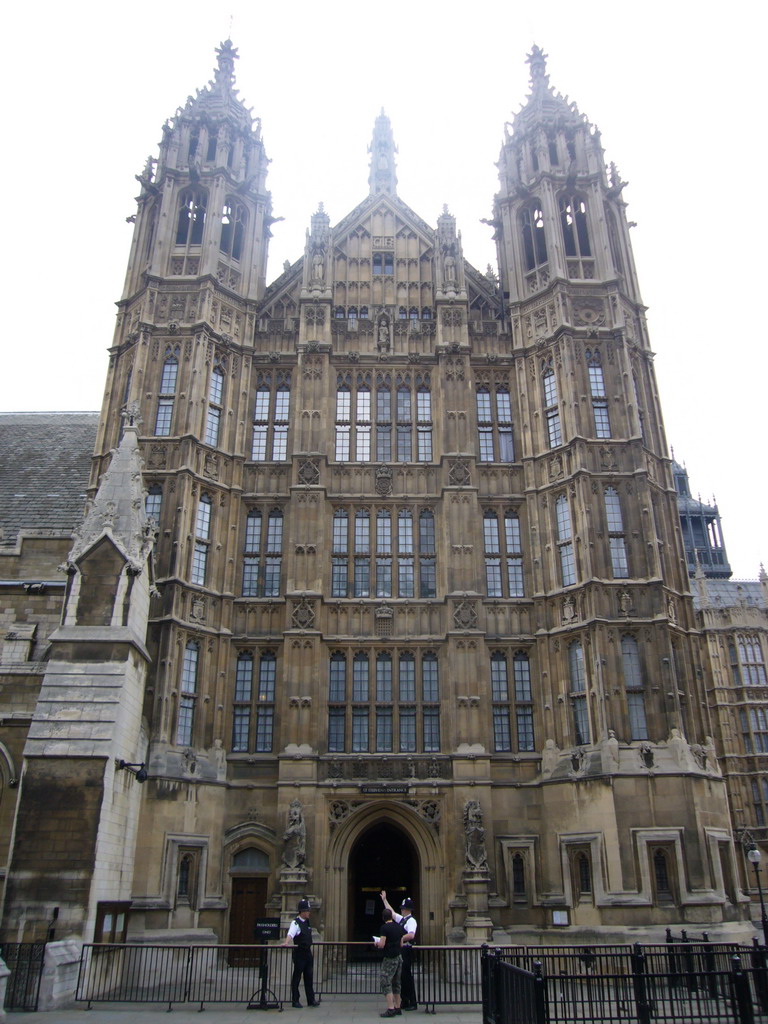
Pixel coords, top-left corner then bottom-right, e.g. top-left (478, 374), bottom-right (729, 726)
top-left (348, 822), bottom-right (419, 947)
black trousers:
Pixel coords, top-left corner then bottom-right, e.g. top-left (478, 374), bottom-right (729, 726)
top-left (291, 947), bottom-right (315, 1004)
top-left (400, 945), bottom-right (417, 1008)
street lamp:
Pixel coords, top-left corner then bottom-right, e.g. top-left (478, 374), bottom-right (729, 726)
top-left (747, 845), bottom-right (768, 947)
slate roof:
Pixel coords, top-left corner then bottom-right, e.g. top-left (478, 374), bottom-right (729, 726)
top-left (0, 412), bottom-right (98, 547)
top-left (691, 578), bottom-right (767, 611)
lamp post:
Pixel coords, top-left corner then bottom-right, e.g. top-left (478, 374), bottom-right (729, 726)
top-left (748, 845), bottom-right (768, 947)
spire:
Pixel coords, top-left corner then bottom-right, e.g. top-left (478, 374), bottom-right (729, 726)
top-left (212, 38), bottom-right (238, 93)
top-left (368, 109), bottom-right (398, 195)
top-left (527, 44), bottom-right (550, 94)
top-left (509, 43), bottom-right (587, 134)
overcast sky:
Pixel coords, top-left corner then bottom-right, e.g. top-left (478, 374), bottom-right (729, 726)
top-left (1, 0), bottom-right (764, 578)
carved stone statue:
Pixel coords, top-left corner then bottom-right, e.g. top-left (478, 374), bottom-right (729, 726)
top-left (311, 250), bottom-right (324, 282)
top-left (282, 798), bottom-right (306, 868)
top-left (541, 738), bottom-right (560, 776)
top-left (444, 254), bottom-right (456, 286)
top-left (463, 799), bottom-right (488, 870)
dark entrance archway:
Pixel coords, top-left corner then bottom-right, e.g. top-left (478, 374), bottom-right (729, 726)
top-left (348, 822), bottom-right (419, 948)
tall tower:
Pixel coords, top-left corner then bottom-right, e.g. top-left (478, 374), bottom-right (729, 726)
top-left (54, 42), bottom-right (749, 947)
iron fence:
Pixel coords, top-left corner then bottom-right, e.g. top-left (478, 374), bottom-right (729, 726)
top-left (0, 941), bottom-right (46, 1011)
top-left (75, 939), bottom-right (768, 1019)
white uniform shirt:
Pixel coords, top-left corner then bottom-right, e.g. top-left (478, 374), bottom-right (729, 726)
top-left (393, 911), bottom-right (418, 943)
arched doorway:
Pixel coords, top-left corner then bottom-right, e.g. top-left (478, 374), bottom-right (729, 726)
top-left (348, 822), bottom-right (419, 948)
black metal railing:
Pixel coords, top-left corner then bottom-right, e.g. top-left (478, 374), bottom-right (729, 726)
top-left (75, 939), bottom-right (768, 1019)
top-left (0, 941), bottom-right (46, 1011)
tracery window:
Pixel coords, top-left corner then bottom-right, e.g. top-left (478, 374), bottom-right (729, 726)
top-left (205, 363), bottom-right (224, 446)
top-left (730, 636), bottom-right (768, 686)
top-left (327, 649), bottom-right (440, 753)
top-left (476, 386), bottom-right (514, 462)
top-left (191, 494), bottom-right (212, 586)
top-left (556, 495), bottom-right (576, 586)
top-left (155, 355), bottom-right (178, 436)
top-left (220, 199), bottom-right (246, 261)
top-left (604, 488), bottom-right (629, 578)
top-left (740, 707), bottom-right (768, 754)
top-left (251, 373), bottom-right (291, 461)
top-left (559, 193), bottom-right (591, 259)
top-left (543, 364), bottom-right (562, 448)
top-left (521, 202), bottom-right (548, 271)
top-left (175, 188), bottom-right (207, 248)
top-left (491, 650), bottom-right (535, 752)
top-left (373, 252), bottom-right (394, 275)
top-left (751, 777), bottom-right (768, 827)
top-left (568, 641), bottom-right (590, 745)
top-left (335, 371), bottom-right (432, 463)
top-left (242, 509), bottom-right (283, 597)
top-left (145, 485), bottom-right (162, 524)
top-left (588, 354), bottom-right (611, 439)
top-left (622, 634), bottom-right (648, 739)
top-left (331, 507), bottom-right (436, 599)
top-left (176, 640), bottom-right (199, 746)
top-left (483, 511), bottom-right (524, 597)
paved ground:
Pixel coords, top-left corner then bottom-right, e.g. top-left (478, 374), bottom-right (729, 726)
top-left (13, 998), bottom-right (482, 1023)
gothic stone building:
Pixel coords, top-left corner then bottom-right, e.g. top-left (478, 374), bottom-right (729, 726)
top-left (0, 42), bottom-right (762, 946)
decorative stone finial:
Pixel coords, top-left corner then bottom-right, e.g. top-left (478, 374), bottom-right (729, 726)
top-left (213, 39), bottom-right (238, 91)
top-left (527, 44), bottom-right (549, 90)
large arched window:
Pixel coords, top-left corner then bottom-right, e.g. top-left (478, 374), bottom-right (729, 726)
top-left (520, 203), bottom-right (548, 271)
top-left (220, 199), bottom-right (246, 261)
top-left (175, 188), bottom-right (207, 247)
top-left (559, 193), bottom-right (591, 259)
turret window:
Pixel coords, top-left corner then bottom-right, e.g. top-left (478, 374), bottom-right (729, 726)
top-left (145, 485), bottom-right (162, 525)
top-left (622, 635), bottom-right (648, 739)
top-left (191, 494), bottom-right (212, 586)
top-left (175, 189), bottom-right (207, 247)
top-left (559, 194), bottom-right (591, 258)
top-left (521, 203), bottom-right (548, 271)
top-left (604, 488), bottom-right (629, 578)
top-left (155, 356), bottom-right (178, 436)
top-left (556, 495), bottom-right (576, 586)
top-left (588, 355), bottom-right (611, 439)
top-left (176, 641), bottom-right (199, 746)
top-left (741, 708), bottom-right (768, 754)
top-left (251, 373), bottom-right (291, 461)
top-left (543, 366), bottom-right (562, 448)
top-left (205, 364), bottom-right (224, 446)
top-left (569, 641), bottom-right (590, 745)
top-left (220, 200), bottom-right (246, 262)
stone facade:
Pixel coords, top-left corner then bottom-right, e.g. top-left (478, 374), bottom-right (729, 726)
top-left (0, 42), bottom-right (765, 947)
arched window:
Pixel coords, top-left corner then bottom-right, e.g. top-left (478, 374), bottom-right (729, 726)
top-left (220, 200), bottom-right (246, 261)
top-left (348, 305), bottom-right (358, 321)
top-left (255, 651), bottom-right (276, 751)
top-left (398, 305), bottom-right (408, 320)
top-left (542, 366), bottom-right (562, 448)
top-left (155, 356), bottom-right (178, 436)
top-left (575, 852), bottom-right (592, 898)
top-left (205, 364), bottom-right (224, 446)
top-left (232, 652), bottom-right (253, 751)
top-left (520, 203), bottom-right (548, 271)
top-left (652, 848), bottom-right (674, 902)
top-left (559, 193), bottom-right (591, 258)
top-left (145, 485), bottom-right (162, 525)
top-left (569, 641), bottom-right (590, 745)
top-left (588, 353), bottom-right (611, 439)
top-left (604, 488), bottom-right (628, 578)
top-left (252, 374), bottom-right (291, 461)
top-left (622, 635), bottom-right (648, 739)
top-left (409, 307), bottom-right (419, 321)
top-left (556, 495), bottom-right (575, 586)
top-left (176, 641), bottom-right (199, 746)
top-left (191, 494), bottom-right (212, 586)
top-left (477, 386), bottom-right (514, 463)
top-left (512, 853), bottom-right (526, 897)
top-left (175, 188), bottom-right (207, 247)
top-left (421, 307), bottom-right (432, 320)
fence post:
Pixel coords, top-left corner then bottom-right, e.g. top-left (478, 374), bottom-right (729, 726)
top-left (750, 940), bottom-right (768, 1014)
top-left (631, 942), bottom-right (652, 1024)
top-left (532, 960), bottom-right (547, 1024)
top-left (480, 944), bottom-right (496, 1024)
top-left (731, 955), bottom-right (755, 1024)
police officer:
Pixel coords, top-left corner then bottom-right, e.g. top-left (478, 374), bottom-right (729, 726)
top-left (381, 890), bottom-right (418, 1010)
top-left (282, 898), bottom-right (320, 1008)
